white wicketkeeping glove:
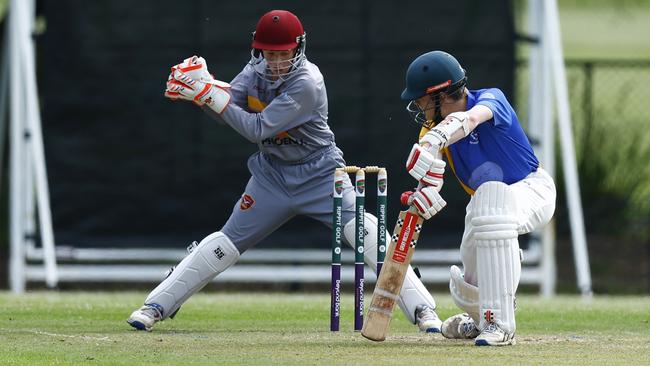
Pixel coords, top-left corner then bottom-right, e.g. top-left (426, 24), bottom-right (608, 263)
top-left (165, 56), bottom-right (231, 113)
top-left (165, 68), bottom-right (231, 112)
top-left (165, 56), bottom-right (214, 100)
top-left (405, 143), bottom-right (446, 190)
top-left (407, 186), bottom-right (447, 220)
top-left (175, 56), bottom-right (215, 82)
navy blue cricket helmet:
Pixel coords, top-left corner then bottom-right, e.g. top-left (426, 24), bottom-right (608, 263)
top-left (401, 51), bottom-right (467, 125)
top-left (401, 50), bottom-right (466, 101)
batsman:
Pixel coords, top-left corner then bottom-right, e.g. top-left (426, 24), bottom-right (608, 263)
top-left (399, 51), bottom-right (556, 346)
top-left (127, 10), bottom-right (442, 334)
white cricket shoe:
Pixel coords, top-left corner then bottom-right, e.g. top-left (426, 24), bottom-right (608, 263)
top-left (127, 304), bottom-right (163, 331)
top-left (441, 313), bottom-right (480, 339)
top-left (415, 304), bottom-right (442, 333)
top-left (475, 322), bottom-right (516, 346)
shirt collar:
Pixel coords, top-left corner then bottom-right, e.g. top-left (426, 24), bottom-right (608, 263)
top-left (466, 89), bottom-right (477, 110)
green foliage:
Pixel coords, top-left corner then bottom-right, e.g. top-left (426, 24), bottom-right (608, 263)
top-left (1, 292), bottom-right (649, 365)
top-left (555, 63), bottom-right (650, 240)
top-left (0, 0), bottom-right (8, 20)
top-left (514, 0), bottom-right (650, 242)
top-left (515, 59), bottom-right (650, 241)
top-left (575, 125), bottom-right (650, 237)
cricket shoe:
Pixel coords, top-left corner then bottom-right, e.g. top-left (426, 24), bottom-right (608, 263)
top-left (441, 313), bottom-right (480, 339)
top-left (127, 303), bottom-right (163, 331)
top-left (415, 304), bottom-right (442, 333)
top-left (475, 322), bottom-right (516, 346)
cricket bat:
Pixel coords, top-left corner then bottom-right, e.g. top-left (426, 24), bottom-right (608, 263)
top-left (361, 206), bottom-right (424, 342)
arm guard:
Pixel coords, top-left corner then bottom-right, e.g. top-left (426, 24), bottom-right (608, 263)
top-left (419, 111), bottom-right (471, 149)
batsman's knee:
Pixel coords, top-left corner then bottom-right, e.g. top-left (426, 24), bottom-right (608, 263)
top-left (469, 181), bottom-right (518, 224)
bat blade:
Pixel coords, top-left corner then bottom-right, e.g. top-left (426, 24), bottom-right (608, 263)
top-left (361, 208), bottom-right (424, 341)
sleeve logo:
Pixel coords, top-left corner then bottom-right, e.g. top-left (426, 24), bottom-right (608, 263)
top-left (240, 194), bottom-right (255, 210)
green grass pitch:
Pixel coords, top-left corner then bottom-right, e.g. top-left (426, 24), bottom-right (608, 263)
top-left (1, 292), bottom-right (649, 365)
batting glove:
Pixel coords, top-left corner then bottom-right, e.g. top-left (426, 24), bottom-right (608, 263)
top-left (400, 190), bottom-right (414, 206)
top-left (405, 143), bottom-right (446, 190)
top-left (406, 143), bottom-right (434, 181)
top-left (420, 159), bottom-right (445, 191)
top-left (420, 111), bottom-right (471, 149)
top-left (407, 186), bottom-right (446, 220)
top-left (418, 129), bottom-right (447, 152)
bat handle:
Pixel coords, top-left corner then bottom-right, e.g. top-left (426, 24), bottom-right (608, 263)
top-left (399, 191), bottom-right (424, 217)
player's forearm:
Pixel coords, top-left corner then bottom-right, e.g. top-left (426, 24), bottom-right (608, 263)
top-left (218, 104), bottom-right (303, 144)
top-left (443, 105), bottom-right (493, 145)
top-left (201, 105), bottom-right (227, 125)
top-left (466, 104), bottom-right (493, 129)
top-left (420, 105), bottom-right (493, 150)
top-left (217, 105), bottom-right (266, 143)
top-left (200, 96), bottom-right (273, 143)
top-left (217, 90), bottom-right (313, 143)
top-left (419, 112), bottom-right (469, 150)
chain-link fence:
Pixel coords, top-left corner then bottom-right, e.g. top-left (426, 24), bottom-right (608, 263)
top-left (515, 59), bottom-right (650, 293)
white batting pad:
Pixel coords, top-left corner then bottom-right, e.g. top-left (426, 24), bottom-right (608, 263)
top-left (471, 182), bottom-right (520, 333)
top-left (144, 231), bottom-right (240, 319)
top-left (449, 265), bottom-right (479, 323)
top-left (344, 214), bottom-right (436, 323)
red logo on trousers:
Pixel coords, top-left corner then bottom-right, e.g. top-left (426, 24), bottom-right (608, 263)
top-left (484, 310), bottom-right (493, 323)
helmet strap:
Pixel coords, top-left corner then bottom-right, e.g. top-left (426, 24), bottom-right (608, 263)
top-left (433, 94), bottom-right (443, 124)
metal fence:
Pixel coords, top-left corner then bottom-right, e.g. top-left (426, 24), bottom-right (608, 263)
top-left (514, 59), bottom-right (650, 293)
top-left (515, 59), bottom-right (650, 157)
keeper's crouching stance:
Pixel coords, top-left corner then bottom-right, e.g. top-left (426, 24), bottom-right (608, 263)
top-left (128, 213), bottom-right (441, 332)
top-left (399, 51), bottom-right (556, 346)
top-left (128, 10), bottom-right (441, 333)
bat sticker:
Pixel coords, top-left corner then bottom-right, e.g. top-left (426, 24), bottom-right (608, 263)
top-left (392, 212), bottom-right (419, 263)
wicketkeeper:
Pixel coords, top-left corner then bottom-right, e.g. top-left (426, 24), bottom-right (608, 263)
top-left (400, 51), bottom-right (556, 346)
top-left (128, 10), bottom-right (442, 333)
